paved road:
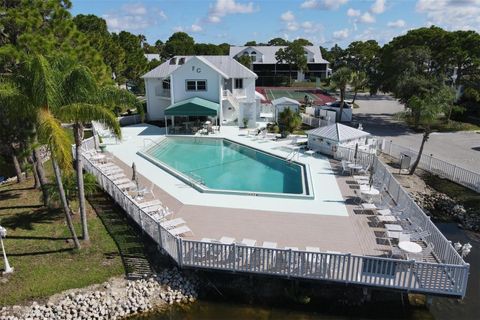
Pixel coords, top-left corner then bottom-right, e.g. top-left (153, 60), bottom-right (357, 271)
top-left (352, 93), bottom-right (480, 172)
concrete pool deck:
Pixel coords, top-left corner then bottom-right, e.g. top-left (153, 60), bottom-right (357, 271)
top-left (105, 124), bottom-right (348, 217)
top-left (102, 124), bottom-right (389, 255)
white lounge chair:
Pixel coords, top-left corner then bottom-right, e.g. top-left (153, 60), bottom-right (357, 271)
top-left (160, 217), bottom-right (186, 229)
top-left (109, 173), bottom-right (126, 180)
top-left (169, 225), bottom-right (191, 236)
top-left (112, 177), bottom-right (130, 185)
top-left (341, 160), bottom-right (351, 175)
top-left (138, 199), bottom-right (162, 209)
top-left (117, 181), bottom-right (136, 191)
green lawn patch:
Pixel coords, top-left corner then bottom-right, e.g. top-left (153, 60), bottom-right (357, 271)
top-left (0, 177), bottom-right (124, 306)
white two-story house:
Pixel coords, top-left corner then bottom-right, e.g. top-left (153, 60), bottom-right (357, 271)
top-left (142, 56), bottom-right (260, 128)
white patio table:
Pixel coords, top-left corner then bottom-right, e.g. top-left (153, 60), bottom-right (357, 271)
top-left (399, 241), bottom-right (423, 260)
top-left (348, 163), bottom-right (363, 173)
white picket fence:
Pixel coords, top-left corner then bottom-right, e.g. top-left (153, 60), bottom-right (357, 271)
top-left (381, 140), bottom-right (480, 193)
top-left (80, 136), bottom-right (470, 298)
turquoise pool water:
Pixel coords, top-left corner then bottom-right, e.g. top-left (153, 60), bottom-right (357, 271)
top-left (142, 137), bottom-right (306, 195)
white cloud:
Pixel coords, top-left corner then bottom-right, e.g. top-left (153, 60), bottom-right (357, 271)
top-left (359, 12), bottom-right (376, 23)
top-left (301, 21), bottom-right (322, 34)
top-left (280, 14), bottom-right (323, 35)
top-left (347, 8), bottom-right (361, 17)
top-left (387, 19), bottom-right (406, 28)
top-left (416, 0), bottom-right (480, 31)
top-left (333, 28), bottom-right (349, 40)
top-left (103, 3), bottom-right (166, 33)
top-left (280, 11), bottom-right (295, 22)
top-left (207, 15), bottom-right (222, 23)
top-left (208, 0), bottom-right (255, 23)
top-left (370, 0), bottom-right (386, 14)
top-left (286, 22), bottom-right (299, 31)
top-left (190, 24), bottom-right (203, 32)
top-left (300, 0), bottom-right (348, 10)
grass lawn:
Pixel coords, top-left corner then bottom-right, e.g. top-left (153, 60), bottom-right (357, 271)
top-left (0, 175), bottom-right (125, 305)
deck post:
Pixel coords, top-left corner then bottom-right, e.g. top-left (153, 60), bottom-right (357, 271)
top-left (345, 253), bottom-right (352, 283)
top-left (288, 249), bottom-right (293, 278)
top-left (177, 238), bottom-right (183, 267)
top-left (157, 222), bottom-right (163, 248)
top-left (407, 260), bottom-right (415, 290)
top-left (232, 243), bottom-right (237, 272)
top-left (139, 211), bottom-right (144, 236)
top-left (428, 154), bottom-right (433, 170)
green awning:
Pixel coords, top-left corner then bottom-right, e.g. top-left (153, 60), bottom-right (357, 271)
top-left (165, 97), bottom-right (219, 116)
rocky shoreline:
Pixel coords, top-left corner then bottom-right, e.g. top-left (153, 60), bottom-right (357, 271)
top-left (0, 269), bottom-right (197, 320)
top-left (412, 189), bottom-right (480, 231)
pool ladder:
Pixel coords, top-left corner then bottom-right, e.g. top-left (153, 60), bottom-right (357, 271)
top-left (286, 149), bottom-right (299, 162)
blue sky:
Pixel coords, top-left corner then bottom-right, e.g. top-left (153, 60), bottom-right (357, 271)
top-left (71, 0), bottom-right (480, 48)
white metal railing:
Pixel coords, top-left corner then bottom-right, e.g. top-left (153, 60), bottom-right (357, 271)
top-left (81, 134), bottom-right (470, 298)
top-left (301, 113), bottom-right (332, 128)
top-left (222, 89), bottom-right (240, 110)
top-left (232, 88), bottom-right (246, 97)
top-left (334, 146), bottom-right (467, 266)
top-left (381, 140), bottom-right (480, 193)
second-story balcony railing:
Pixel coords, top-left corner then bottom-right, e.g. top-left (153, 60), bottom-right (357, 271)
top-left (223, 89), bottom-right (246, 99)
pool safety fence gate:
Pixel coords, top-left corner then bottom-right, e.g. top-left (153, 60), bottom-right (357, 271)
top-left (381, 140), bottom-right (480, 193)
top-left (80, 136), bottom-right (470, 298)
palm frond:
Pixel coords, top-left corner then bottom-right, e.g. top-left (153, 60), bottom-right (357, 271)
top-left (57, 103), bottom-right (121, 139)
top-left (98, 86), bottom-right (142, 117)
top-left (29, 55), bottom-right (61, 110)
top-left (38, 109), bottom-right (72, 171)
top-left (62, 65), bottom-right (98, 105)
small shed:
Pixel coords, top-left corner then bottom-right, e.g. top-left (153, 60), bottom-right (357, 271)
top-left (271, 97), bottom-right (301, 121)
top-left (306, 123), bottom-right (371, 155)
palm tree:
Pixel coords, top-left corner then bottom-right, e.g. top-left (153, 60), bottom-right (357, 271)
top-left (330, 67), bottom-right (352, 122)
top-left (38, 108), bottom-right (81, 249)
top-left (408, 86), bottom-right (455, 175)
top-left (57, 65), bottom-right (138, 242)
top-left (351, 71), bottom-right (368, 104)
top-left (278, 107), bottom-right (302, 138)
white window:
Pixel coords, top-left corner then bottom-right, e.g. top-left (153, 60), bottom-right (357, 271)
top-left (186, 80), bottom-right (207, 91)
top-left (234, 78), bottom-right (243, 89)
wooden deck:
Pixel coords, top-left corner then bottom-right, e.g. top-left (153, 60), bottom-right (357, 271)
top-left (107, 152), bottom-right (393, 257)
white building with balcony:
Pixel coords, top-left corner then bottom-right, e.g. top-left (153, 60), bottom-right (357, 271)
top-left (142, 56), bottom-right (260, 129)
top-left (229, 46), bottom-right (330, 85)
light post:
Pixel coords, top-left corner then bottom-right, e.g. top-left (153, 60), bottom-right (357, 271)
top-left (0, 225), bottom-right (14, 274)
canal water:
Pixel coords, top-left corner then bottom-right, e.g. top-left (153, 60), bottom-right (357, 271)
top-left (136, 224), bottom-right (478, 320)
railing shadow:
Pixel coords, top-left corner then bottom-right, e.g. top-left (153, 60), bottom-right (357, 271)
top-left (87, 191), bottom-right (155, 279)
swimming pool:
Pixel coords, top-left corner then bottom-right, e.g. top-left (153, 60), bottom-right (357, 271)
top-left (138, 137), bottom-right (312, 198)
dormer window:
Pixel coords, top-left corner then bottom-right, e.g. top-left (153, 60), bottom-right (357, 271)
top-left (250, 51), bottom-right (257, 62)
top-left (169, 58), bottom-right (177, 65)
